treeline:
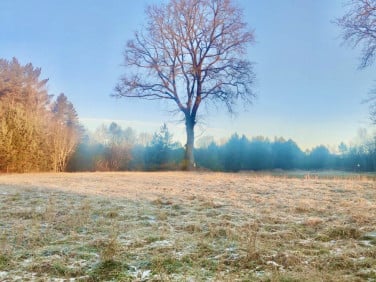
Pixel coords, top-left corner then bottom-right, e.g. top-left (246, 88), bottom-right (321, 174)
top-left (2, 57), bottom-right (375, 173)
top-left (67, 123), bottom-right (184, 171)
top-left (67, 123), bottom-right (376, 172)
top-left (196, 134), bottom-right (376, 172)
top-left (0, 58), bottom-right (81, 172)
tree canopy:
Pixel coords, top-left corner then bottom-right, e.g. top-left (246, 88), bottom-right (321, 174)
top-left (115, 0), bottom-right (256, 169)
top-left (0, 57), bottom-right (81, 172)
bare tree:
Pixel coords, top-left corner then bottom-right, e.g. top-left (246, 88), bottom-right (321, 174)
top-left (335, 0), bottom-right (376, 69)
top-left (114, 0), bottom-right (256, 169)
top-left (335, 0), bottom-right (376, 122)
top-left (92, 122), bottom-right (134, 171)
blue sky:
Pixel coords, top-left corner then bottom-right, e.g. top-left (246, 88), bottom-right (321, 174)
top-left (1, 0), bottom-right (375, 150)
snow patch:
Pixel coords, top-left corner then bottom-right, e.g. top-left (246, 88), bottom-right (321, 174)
top-left (129, 266), bottom-right (152, 281)
top-left (149, 240), bottom-right (173, 248)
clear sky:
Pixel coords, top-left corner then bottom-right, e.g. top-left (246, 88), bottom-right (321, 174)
top-left (1, 0), bottom-right (375, 150)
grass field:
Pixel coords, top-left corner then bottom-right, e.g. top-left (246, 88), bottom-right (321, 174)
top-left (0, 171), bottom-right (375, 281)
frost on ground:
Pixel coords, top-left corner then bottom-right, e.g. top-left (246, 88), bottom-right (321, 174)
top-left (0, 171), bottom-right (375, 281)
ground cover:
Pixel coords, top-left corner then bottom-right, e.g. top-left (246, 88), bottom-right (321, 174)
top-left (0, 172), bottom-right (375, 281)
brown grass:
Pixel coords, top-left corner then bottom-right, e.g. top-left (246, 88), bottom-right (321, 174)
top-left (0, 171), bottom-right (375, 281)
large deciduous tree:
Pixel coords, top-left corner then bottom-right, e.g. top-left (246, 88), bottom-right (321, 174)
top-left (115, 0), bottom-right (256, 169)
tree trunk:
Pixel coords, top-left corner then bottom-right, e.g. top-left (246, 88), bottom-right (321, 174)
top-left (184, 116), bottom-right (195, 170)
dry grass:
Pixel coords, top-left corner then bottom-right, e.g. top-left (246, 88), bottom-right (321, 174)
top-left (0, 171), bottom-right (375, 281)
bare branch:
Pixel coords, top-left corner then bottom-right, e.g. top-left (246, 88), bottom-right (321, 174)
top-left (114, 0), bottom-right (256, 167)
top-left (335, 0), bottom-right (376, 68)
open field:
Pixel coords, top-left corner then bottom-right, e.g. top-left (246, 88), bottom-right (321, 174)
top-left (0, 172), bottom-right (376, 281)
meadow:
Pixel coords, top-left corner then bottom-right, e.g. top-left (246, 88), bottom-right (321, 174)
top-left (0, 172), bottom-right (375, 281)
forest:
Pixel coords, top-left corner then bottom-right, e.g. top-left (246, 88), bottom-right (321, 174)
top-left (3, 0), bottom-right (376, 174)
top-left (0, 58), bottom-right (81, 173)
top-left (1, 57), bottom-right (376, 173)
top-left (67, 122), bottom-right (376, 172)
top-left (3, 1), bottom-right (376, 281)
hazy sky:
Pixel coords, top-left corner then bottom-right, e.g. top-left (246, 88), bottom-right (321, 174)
top-left (1, 0), bottom-right (375, 150)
